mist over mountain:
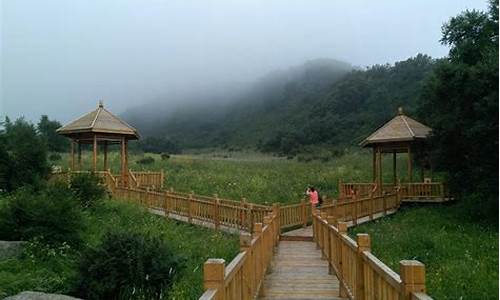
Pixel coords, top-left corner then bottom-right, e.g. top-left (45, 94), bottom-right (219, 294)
top-left (123, 55), bottom-right (435, 154)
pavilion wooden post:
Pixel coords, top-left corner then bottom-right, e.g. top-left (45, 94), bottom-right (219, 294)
top-left (77, 141), bottom-right (82, 171)
top-left (92, 135), bottom-right (98, 172)
top-left (393, 151), bottom-right (397, 185)
top-left (407, 145), bottom-right (413, 182)
top-left (121, 137), bottom-right (129, 187)
top-left (372, 148), bottom-right (377, 182)
top-left (377, 147), bottom-right (383, 194)
top-left (70, 141), bottom-right (75, 170)
top-left (103, 141), bottom-right (108, 171)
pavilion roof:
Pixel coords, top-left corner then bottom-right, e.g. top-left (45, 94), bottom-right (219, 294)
top-left (57, 102), bottom-right (139, 139)
top-left (360, 108), bottom-right (431, 147)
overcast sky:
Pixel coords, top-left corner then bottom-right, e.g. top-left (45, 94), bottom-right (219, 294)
top-left (0, 0), bottom-right (488, 123)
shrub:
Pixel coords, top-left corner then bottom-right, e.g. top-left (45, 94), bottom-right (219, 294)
top-left (76, 231), bottom-right (184, 299)
top-left (0, 183), bottom-right (83, 246)
top-left (161, 153), bottom-right (170, 160)
top-left (49, 153), bottom-right (62, 161)
top-left (70, 173), bottom-right (106, 208)
top-left (136, 156), bottom-right (155, 165)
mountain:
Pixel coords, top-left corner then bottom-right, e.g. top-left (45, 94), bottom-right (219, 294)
top-left (123, 55), bottom-right (436, 154)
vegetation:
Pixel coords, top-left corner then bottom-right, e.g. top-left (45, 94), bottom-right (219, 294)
top-left (69, 173), bottom-right (106, 209)
top-left (0, 199), bottom-right (239, 299)
top-left (76, 231), bottom-right (183, 299)
top-left (0, 183), bottom-right (84, 246)
top-left (418, 0), bottom-right (498, 223)
top-left (0, 117), bottom-right (49, 192)
top-left (37, 115), bottom-right (69, 153)
top-left (136, 156), bottom-right (156, 165)
top-left (350, 202), bottom-right (498, 300)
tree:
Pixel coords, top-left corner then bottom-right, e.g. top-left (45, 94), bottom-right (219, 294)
top-left (37, 115), bottom-right (68, 152)
top-left (0, 117), bottom-right (49, 191)
top-left (418, 0), bottom-right (498, 222)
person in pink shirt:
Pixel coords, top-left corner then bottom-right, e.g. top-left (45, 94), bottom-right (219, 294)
top-left (306, 186), bottom-right (319, 208)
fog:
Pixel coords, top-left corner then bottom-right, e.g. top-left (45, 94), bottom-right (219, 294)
top-left (0, 0), bottom-right (488, 123)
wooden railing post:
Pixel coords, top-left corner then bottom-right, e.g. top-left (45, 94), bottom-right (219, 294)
top-left (337, 221), bottom-right (349, 298)
top-left (188, 192), bottom-right (194, 223)
top-left (301, 199), bottom-right (307, 228)
top-left (320, 212), bottom-right (328, 258)
top-left (382, 191), bottom-right (387, 216)
top-left (326, 216), bottom-right (337, 275)
top-left (214, 194), bottom-right (220, 231)
top-left (240, 198), bottom-right (247, 230)
top-left (272, 203), bottom-right (280, 238)
top-left (240, 233), bottom-right (253, 298)
top-left (356, 233), bottom-right (371, 300)
top-left (203, 258), bottom-right (226, 300)
top-left (353, 192), bottom-right (358, 225)
top-left (160, 169), bottom-right (164, 189)
top-left (400, 260), bottom-right (426, 300)
top-left (248, 204), bottom-right (254, 233)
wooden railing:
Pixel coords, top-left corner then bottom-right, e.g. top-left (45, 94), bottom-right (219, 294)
top-left (132, 170), bottom-right (164, 189)
top-left (113, 187), bottom-right (276, 232)
top-left (319, 191), bottom-right (400, 226)
top-left (339, 182), bottom-right (447, 200)
top-left (313, 212), bottom-right (432, 300)
top-left (200, 209), bottom-right (280, 300)
top-left (279, 200), bottom-right (311, 229)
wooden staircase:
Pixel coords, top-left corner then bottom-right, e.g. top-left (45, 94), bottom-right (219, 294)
top-left (259, 227), bottom-right (346, 300)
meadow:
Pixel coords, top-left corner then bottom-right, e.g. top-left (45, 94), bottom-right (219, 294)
top-left (0, 200), bottom-right (239, 299)
top-left (57, 149), bottom-right (424, 204)
top-left (49, 150), bottom-right (496, 299)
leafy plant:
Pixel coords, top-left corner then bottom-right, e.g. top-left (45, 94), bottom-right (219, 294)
top-left (76, 230), bottom-right (184, 300)
top-left (0, 183), bottom-right (84, 246)
top-left (69, 173), bottom-right (106, 209)
top-left (136, 156), bottom-right (155, 165)
top-left (49, 153), bottom-right (62, 161)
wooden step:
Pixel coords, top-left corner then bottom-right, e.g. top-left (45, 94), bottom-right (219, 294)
top-left (258, 241), bottom-right (346, 300)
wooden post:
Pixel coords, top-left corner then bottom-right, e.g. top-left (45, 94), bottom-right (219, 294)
top-left (352, 192), bottom-right (358, 225)
top-left (337, 222), bottom-right (349, 298)
top-left (120, 137), bottom-right (129, 187)
top-left (188, 192), bottom-right (193, 223)
top-left (382, 192), bottom-right (387, 216)
top-left (92, 135), bottom-right (97, 172)
top-left (240, 234), bottom-right (253, 296)
top-left (400, 260), bottom-right (426, 300)
top-left (248, 204), bottom-right (254, 233)
top-left (377, 147), bottom-right (383, 194)
top-left (77, 141), bottom-right (82, 170)
top-left (369, 191), bottom-right (374, 221)
top-left (301, 199), bottom-right (307, 228)
top-left (372, 148), bottom-right (377, 182)
top-left (70, 140), bottom-right (75, 170)
top-left (103, 141), bottom-right (108, 171)
top-left (160, 169), bottom-right (164, 189)
top-left (356, 234), bottom-right (371, 300)
top-left (203, 259), bottom-right (226, 300)
top-left (407, 146), bottom-right (413, 182)
top-left (393, 151), bottom-right (397, 185)
top-left (272, 203), bottom-right (280, 238)
top-left (214, 194), bottom-right (220, 231)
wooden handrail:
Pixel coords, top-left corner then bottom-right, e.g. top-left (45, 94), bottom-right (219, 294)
top-left (313, 211), bottom-right (432, 300)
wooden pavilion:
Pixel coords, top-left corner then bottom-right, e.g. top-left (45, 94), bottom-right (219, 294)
top-left (360, 107), bottom-right (431, 189)
top-left (339, 107), bottom-right (449, 202)
top-left (57, 101), bottom-right (163, 189)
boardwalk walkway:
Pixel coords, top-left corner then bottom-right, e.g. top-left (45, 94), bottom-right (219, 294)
top-left (259, 227), bottom-right (346, 300)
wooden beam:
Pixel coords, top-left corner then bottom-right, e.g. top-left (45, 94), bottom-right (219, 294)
top-left (393, 151), bottom-right (397, 185)
top-left (77, 141), bottom-right (82, 171)
top-left (407, 146), bottom-right (412, 182)
top-left (372, 148), bottom-right (376, 182)
top-left (70, 141), bottom-right (75, 171)
top-left (93, 135), bottom-right (97, 172)
top-left (377, 147), bottom-right (383, 192)
top-left (103, 141), bottom-right (108, 171)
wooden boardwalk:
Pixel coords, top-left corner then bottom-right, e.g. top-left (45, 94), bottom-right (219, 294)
top-left (259, 226), bottom-right (346, 300)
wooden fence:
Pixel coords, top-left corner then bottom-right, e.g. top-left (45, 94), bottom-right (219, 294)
top-left (113, 187), bottom-right (276, 232)
top-left (279, 200), bottom-right (311, 229)
top-left (339, 182), bottom-right (448, 202)
top-left (199, 209), bottom-right (280, 300)
top-left (313, 213), bottom-right (432, 300)
top-left (319, 191), bottom-right (400, 226)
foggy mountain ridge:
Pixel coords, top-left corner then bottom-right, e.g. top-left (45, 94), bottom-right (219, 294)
top-left (122, 58), bottom-right (353, 137)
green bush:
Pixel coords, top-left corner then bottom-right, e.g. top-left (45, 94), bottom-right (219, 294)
top-left (136, 156), bottom-right (155, 165)
top-left (161, 153), bottom-right (171, 160)
top-left (76, 231), bottom-right (184, 299)
top-left (49, 153), bottom-right (62, 161)
top-left (0, 183), bottom-right (83, 246)
top-left (69, 173), bottom-right (106, 209)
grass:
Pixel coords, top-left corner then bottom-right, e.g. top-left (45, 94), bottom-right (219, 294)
top-left (56, 149), bottom-right (427, 205)
top-left (0, 200), bottom-right (239, 299)
top-left (350, 201), bottom-right (498, 300)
